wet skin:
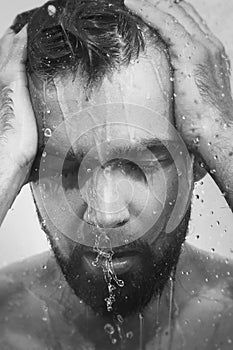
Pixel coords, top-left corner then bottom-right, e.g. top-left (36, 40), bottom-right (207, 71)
top-left (1, 45), bottom-right (233, 350)
top-left (0, 245), bottom-right (233, 350)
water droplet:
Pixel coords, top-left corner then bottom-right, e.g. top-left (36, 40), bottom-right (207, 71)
top-left (126, 331), bottom-right (134, 339)
top-left (116, 279), bottom-right (124, 288)
top-left (211, 248), bottom-right (215, 253)
top-left (44, 128), bottom-right (52, 137)
top-left (194, 137), bottom-right (200, 144)
top-left (47, 5), bottom-right (57, 16)
top-left (104, 323), bottom-right (115, 335)
top-left (111, 338), bottom-right (117, 344)
top-left (117, 314), bottom-right (124, 323)
top-left (42, 151), bottom-right (47, 158)
top-left (42, 265), bottom-right (47, 270)
top-left (170, 77), bottom-right (175, 82)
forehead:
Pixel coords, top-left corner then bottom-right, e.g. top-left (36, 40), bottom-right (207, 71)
top-left (29, 48), bottom-right (173, 157)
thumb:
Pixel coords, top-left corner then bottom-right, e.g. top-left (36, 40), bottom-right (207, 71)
top-left (11, 25), bottom-right (28, 65)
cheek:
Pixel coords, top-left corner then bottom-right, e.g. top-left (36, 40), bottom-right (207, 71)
top-left (31, 179), bottom-right (85, 241)
top-left (145, 166), bottom-right (179, 213)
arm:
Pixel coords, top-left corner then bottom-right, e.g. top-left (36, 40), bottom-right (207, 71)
top-left (0, 27), bottom-right (37, 225)
top-left (125, 0), bottom-right (233, 209)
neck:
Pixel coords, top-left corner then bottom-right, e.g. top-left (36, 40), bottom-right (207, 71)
top-left (55, 274), bottom-right (174, 350)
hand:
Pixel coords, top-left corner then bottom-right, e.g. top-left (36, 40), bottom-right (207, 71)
top-left (124, 0), bottom-right (233, 151)
top-left (0, 25), bottom-right (38, 175)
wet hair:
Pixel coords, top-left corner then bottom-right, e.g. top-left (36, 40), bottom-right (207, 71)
top-left (11, 0), bottom-right (164, 88)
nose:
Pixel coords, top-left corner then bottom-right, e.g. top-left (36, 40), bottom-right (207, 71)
top-left (82, 167), bottom-right (130, 228)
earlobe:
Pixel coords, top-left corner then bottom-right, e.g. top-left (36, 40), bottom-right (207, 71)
top-left (193, 154), bottom-right (207, 182)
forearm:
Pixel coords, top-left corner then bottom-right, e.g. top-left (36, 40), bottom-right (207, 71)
top-left (0, 159), bottom-right (28, 226)
top-left (199, 121), bottom-right (233, 210)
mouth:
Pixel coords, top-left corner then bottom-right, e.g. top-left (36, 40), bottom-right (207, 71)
top-left (83, 251), bottom-right (140, 275)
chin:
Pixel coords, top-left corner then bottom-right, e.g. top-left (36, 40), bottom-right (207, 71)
top-left (51, 231), bottom-right (186, 318)
top-left (42, 206), bottom-right (191, 318)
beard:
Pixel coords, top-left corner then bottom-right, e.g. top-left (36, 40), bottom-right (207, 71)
top-left (36, 206), bottom-right (191, 319)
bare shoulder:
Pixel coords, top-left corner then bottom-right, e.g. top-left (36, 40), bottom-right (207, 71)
top-left (0, 251), bottom-right (59, 310)
top-left (174, 244), bottom-right (233, 349)
top-left (0, 252), bottom-right (63, 348)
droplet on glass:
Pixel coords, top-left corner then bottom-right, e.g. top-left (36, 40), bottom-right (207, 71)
top-left (117, 314), bottom-right (124, 323)
top-left (104, 323), bottom-right (115, 335)
top-left (47, 5), bottom-right (57, 16)
top-left (126, 331), bottom-right (134, 339)
top-left (44, 128), bottom-right (52, 138)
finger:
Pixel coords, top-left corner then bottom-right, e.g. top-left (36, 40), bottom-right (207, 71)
top-left (0, 28), bottom-right (15, 49)
top-left (11, 25), bottom-right (28, 65)
top-left (156, 1), bottom-right (207, 43)
top-left (179, 1), bottom-right (224, 49)
top-left (125, 0), bottom-right (192, 51)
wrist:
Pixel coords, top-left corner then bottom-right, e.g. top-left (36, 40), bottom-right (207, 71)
top-left (0, 156), bottom-right (31, 190)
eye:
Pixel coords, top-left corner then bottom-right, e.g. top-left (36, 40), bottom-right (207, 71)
top-left (138, 155), bottom-right (174, 172)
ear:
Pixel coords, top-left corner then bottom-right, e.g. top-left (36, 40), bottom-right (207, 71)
top-left (10, 8), bottom-right (39, 34)
top-left (193, 154), bottom-right (207, 182)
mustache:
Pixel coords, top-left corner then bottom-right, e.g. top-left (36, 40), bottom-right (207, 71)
top-left (75, 236), bottom-right (153, 258)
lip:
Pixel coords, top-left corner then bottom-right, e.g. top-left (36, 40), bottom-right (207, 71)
top-left (83, 252), bottom-right (140, 275)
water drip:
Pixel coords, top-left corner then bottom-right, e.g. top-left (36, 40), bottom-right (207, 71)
top-left (139, 313), bottom-right (144, 350)
top-left (92, 232), bottom-right (124, 312)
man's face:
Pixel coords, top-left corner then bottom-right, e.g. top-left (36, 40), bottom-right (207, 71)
top-left (29, 47), bottom-right (193, 317)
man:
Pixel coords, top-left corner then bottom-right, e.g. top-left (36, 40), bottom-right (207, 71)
top-left (0, 0), bottom-right (233, 349)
